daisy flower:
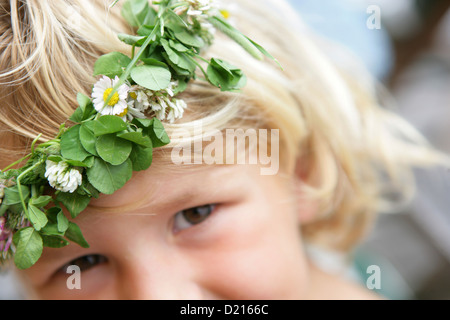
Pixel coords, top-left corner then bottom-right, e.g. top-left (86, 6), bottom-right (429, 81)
top-left (92, 76), bottom-right (130, 117)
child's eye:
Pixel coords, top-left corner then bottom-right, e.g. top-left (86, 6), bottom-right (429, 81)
top-left (61, 254), bottom-right (108, 273)
top-left (173, 204), bottom-right (216, 232)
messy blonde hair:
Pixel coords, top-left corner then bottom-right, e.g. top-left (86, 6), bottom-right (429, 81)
top-left (0, 0), bottom-right (446, 251)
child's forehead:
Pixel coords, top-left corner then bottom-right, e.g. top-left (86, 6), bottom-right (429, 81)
top-left (86, 164), bottom-right (270, 213)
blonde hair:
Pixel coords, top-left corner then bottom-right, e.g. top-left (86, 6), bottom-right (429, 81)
top-left (0, 0), bottom-right (447, 251)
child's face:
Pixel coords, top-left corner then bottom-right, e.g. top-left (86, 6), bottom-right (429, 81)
top-left (19, 164), bottom-right (313, 299)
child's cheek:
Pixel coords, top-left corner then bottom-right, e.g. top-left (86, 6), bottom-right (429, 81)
top-left (189, 191), bottom-right (310, 299)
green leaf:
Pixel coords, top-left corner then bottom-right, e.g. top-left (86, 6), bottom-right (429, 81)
top-left (3, 185), bottom-right (31, 206)
top-left (27, 204), bottom-right (49, 231)
top-left (132, 118), bottom-right (152, 128)
top-left (47, 155), bottom-right (63, 163)
top-left (129, 145), bottom-right (153, 171)
top-left (164, 9), bottom-right (188, 30)
top-left (42, 235), bottom-right (70, 248)
top-left (149, 118), bottom-right (171, 148)
top-left (29, 196), bottom-right (52, 208)
top-left (168, 39), bottom-right (189, 52)
top-left (93, 52), bottom-right (132, 78)
top-left (57, 211), bottom-right (69, 233)
top-left (121, 0), bottom-right (153, 28)
top-left (137, 25), bottom-right (156, 37)
top-left (86, 158), bottom-right (133, 195)
top-left (78, 180), bottom-right (100, 199)
top-left (93, 115), bottom-right (128, 136)
top-left (46, 206), bottom-right (63, 223)
top-left (161, 52), bottom-right (192, 76)
top-left (64, 159), bottom-right (91, 168)
top-left (69, 106), bottom-right (84, 123)
top-left (117, 33), bottom-right (146, 46)
top-left (117, 131), bottom-right (152, 148)
top-left (207, 58), bottom-right (247, 91)
top-left (60, 125), bottom-right (90, 162)
top-left (83, 156), bottom-right (95, 168)
top-left (77, 92), bottom-right (92, 110)
top-left (72, 93), bottom-right (96, 122)
top-left (13, 227), bottom-right (43, 270)
top-left (56, 192), bottom-right (91, 219)
top-left (140, 57), bottom-right (169, 68)
top-left (0, 203), bottom-right (9, 217)
top-left (173, 29), bottom-right (204, 48)
top-left (40, 207), bottom-right (65, 236)
top-left (3, 203), bottom-right (22, 215)
top-left (130, 65), bottom-right (171, 91)
top-left (65, 222), bottom-right (90, 248)
top-left (96, 134), bottom-right (132, 165)
top-left (80, 122), bottom-right (99, 156)
top-left (69, 92), bottom-right (93, 123)
top-left (40, 222), bottom-right (64, 237)
top-left (161, 39), bottom-right (196, 73)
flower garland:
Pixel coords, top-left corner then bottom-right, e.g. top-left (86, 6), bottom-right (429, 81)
top-left (0, 0), bottom-right (277, 270)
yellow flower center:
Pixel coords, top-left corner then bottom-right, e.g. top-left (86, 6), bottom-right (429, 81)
top-left (129, 92), bottom-right (138, 100)
top-left (118, 108), bottom-right (128, 118)
top-left (220, 10), bottom-right (230, 19)
top-left (103, 88), bottom-right (120, 106)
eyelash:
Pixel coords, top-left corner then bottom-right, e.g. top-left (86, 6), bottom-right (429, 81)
top-left (172, 204), bottom-right (216, 233)
top-left (60, 254), bottom-right (108, 274)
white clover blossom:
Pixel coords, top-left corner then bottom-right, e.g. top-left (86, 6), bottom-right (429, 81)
top-left (92, 76), bottom-right (130, 117)
top-left (44, 160), bottom-right (82, 193)
top-left (127, 82), bottom-right (188, 124)
top-left (128, 85), bottom-right (150, 111)
top-left (167, 98), bottom-right (188, 123)
top-left (147, 82), bottom-right (187, 123)
top-left (185, 0), bottom-right (215, 16)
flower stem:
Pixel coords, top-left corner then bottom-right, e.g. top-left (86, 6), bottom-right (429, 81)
top-left (103, 18), bottom-right (164, 107)
top-left (1, 154), bottom-right (32, 172)
top-left (30, 134), bottom-right (42, 154)
top-left (16, 161), bottom-right (43, 218)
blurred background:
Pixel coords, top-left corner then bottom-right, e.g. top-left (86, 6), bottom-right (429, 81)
top-left (287, 0), bottom-right (450, 300)
top-left (1, 0), bottom-right (450, 299)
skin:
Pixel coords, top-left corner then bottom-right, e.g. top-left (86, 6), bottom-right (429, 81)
top-left (13, 162), bottom-right (378, 300)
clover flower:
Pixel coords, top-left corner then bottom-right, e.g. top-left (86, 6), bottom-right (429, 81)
top-left (127, 82), bottom-right (187, 124)
top-left (148, 82), bottom-right (187, 123)
top-left (44, 160), bottom-right (82, 193)
top-left (175, 0), bottom-right (217, 43)
top-left (92, 76), bottom-right (130, 117)
top-left (185, 0), bottom-right (214, 17)
top-left (0, 216), bottom-right (12, 255)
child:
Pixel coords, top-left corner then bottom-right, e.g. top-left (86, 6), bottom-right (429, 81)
top-left (0, 0), bottom-right (447, 299)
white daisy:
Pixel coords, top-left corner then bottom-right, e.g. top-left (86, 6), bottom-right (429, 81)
top-left (92, 76), bottom-right (130, 117)
top-left (45, 160), bottom-right (82, 194)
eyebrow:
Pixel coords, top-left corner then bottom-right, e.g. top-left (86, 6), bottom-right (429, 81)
top-left (86, 187), bottom-right (206, 216)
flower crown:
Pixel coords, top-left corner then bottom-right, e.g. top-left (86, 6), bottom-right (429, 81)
top-left (0, 0), bottom-right (277, 270)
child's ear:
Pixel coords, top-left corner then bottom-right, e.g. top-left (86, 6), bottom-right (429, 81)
top-left (293, 156), bottom-right (320, 225)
